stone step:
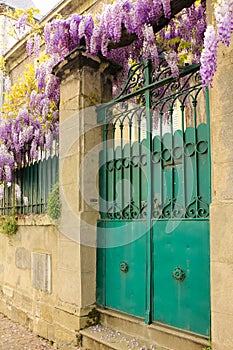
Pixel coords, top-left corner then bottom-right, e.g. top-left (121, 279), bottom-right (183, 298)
top-left (80, 324), bottom-right (169, 350)
top-left (95, 308), bottom-right (210, 350)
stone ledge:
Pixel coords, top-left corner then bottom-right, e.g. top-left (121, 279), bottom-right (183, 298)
top-left (17, 214), bottom-right (54, 226)
top-left (80, 325), bottom-right (167, 350)
top-left (97, 308), bottom-right (210, 350)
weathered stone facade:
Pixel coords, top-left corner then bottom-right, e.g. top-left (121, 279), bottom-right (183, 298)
top-left (209, 30), bottom-right (233, 350)
top-left (0, 0), bottom-right (233, 349)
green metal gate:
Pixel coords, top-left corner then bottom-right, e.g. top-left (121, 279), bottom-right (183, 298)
top-left (96, 60), bottom-right (211, 336)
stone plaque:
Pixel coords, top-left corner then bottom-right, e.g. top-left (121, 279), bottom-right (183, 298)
top-left (32, 252), bottom-right (51, 293)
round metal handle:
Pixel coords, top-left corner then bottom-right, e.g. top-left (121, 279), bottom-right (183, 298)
top-left (172, 266), bottom-right (186, 281)
top-left (120, 261), bottom-right (128, 273)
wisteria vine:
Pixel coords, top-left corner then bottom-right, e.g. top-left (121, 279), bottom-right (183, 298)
top-left (0, 0), bottom-right (232, 189)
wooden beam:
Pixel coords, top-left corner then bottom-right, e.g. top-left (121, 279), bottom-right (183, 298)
top-left (108, 0), bottom-right (196, 50)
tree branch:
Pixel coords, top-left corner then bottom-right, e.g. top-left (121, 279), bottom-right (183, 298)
top-left (108, 0), bottom-right (196, 50)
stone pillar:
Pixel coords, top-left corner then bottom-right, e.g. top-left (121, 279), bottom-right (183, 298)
top-left (207, 2), bottom-right (233, 349)
top-left (53, 49), bottom-right (120, 342)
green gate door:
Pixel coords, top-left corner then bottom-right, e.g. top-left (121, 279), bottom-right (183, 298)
top-left (97, 60), bottom-right (211, 336)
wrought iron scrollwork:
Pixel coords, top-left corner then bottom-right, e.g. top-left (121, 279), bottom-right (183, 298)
top-left (161, 198), bottom-right (185, 219)
top-left (100, 60), bottom-right (210, 223)
top-left (107, 202), bottom-right (122, 220)
top-left (114, 62), bottom-right (146, 99)
top-left (186, 196), bottom-right (209, 218)
top-left (106, 200), bottom-right (148, 220)
top-left (122, 200), bottom-right (140, 220)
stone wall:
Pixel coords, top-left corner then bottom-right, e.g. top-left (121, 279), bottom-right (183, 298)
top-left (1, 0), bottom-right (233, 349)
top-left (0, 1), bottom-right (115, 347)
top-left (205, 1), bottom-right (233, 349)
top-left (0, 215), bottom-right (84, 347)
top-left (0, 48), bottom-right (118, 347)
top-left (209, 33), bottom-right (233, 350)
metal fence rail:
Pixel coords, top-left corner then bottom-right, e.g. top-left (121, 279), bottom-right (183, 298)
top-left (0, 142), bottom-right (59, 215)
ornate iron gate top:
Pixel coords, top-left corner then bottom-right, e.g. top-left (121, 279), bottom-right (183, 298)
top-left (97, 60), bottom-right (211, 221)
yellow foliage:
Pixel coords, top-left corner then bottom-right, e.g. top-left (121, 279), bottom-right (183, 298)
top-left (6, 7), bottom-right (40, 26)
top-left (2, 64), bottom-right (37, 117)
top-left (195, 0), bottom-right (201, 7)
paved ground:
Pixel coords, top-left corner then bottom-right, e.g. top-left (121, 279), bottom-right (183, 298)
top-left (0, 313), bottom-right (54, 350)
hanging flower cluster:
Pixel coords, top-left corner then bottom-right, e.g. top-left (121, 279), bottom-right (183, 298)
top-left (41, 0), bottom-right (233, 86)
top-left (0, 57), bottom-right (60, 184)
top-left (0, 0), bottom-right (232, 186)
top-left (0, 7), bottom-right (60, 188)
top-left (200, 0), bottom-right (233, 86)
top-left (43, 1), bottom-right (206, 69)
top-left (200, 25), bottom-right (218, 88)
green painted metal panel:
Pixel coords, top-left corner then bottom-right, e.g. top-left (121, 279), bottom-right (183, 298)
top-left (152, 135), bottom-right (162, 215)
top-left (162, 133), bottom-right (173, 213)
top-left (123, 143), bottom-right (131, 216)
top-left (96, 220), bottom-right (106, 307)
top-left (131, 141), bottom-right (141, 214)
top-left (184, 126), bottom-right (196, 209)
top-left (107, 147), bottom-right (115, 209)
top-left (153, 220), bottom-right (210, 335)
top-left (140, 139), bottom-right (148, 211)
top-left (96, 62), bottom-right (211, 336)
top-left (197, 124), bottom-right (210, 209)
top-left (2, 155), bottom-right (60, 215)
top-left (115, 146), bottom-right (123, 213)
top-left (104, 221), bottom-right (147, 317)
top-left (173, 130), bottom-right (185, 212)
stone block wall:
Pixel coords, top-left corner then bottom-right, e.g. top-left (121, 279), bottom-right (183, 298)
top-left (0, 50), bottom-right (118, 347)
top-left (210, 39), bottom-right (233, 350)
top-left (0, 215), bottom-right (87, 347)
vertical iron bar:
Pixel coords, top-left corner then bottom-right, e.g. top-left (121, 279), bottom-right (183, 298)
top-left (138, 112), bottom-right (142, 215)
top-left (30, 162), bottom-right (33, 214)
top-left (181, 103), bottom-right (186, 213)
top-left (159, 110), bottom-right (163, 213)
top-left (138, 112), bottom-right (141, 143)
top-left (40, 149), bottom-right (43, 213)
top-left (36, 160), bottom-right (39, 213)
top-left (103, 122), bottom-right (108, 217)
top-left (170, 106), bottom-right (174, 217)
top-left (129, 118), bottom-right (132, 217)
top-left (120, 122), bottom-right (124, 214)
top-left (26, 161), bottom-right (29, 214)
top-left (193, 99), bottom-right (198, 215)
top-left (103, 110), bottom-right (108, 307)
top-left (145, 60), bottom-right (152, 324)
top-left (112, 124), bottom-right (116, 207)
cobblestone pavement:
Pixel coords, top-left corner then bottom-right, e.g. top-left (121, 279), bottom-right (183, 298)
top-left (0, 313), bottom-right (54, 350)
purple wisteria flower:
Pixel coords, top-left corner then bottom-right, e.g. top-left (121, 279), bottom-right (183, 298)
top-left (215, 0), bottom-right (233, 46)
top-left (165, 51), bottom-right (179, 78)
top-left (0, 0), bottom-right (231, 185)
top-left (161, 0), bottom-right (171, 19)
top-left (142, 25), bottom-right (159, 63)
top-left (26, 36), bottom-right (34, 56)
top-left (200, 25), bottom-right (218, 88)
top-left (33, 34), bottom-right (41, 58)
top-left (15, 13), bottom-right (28, 32)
